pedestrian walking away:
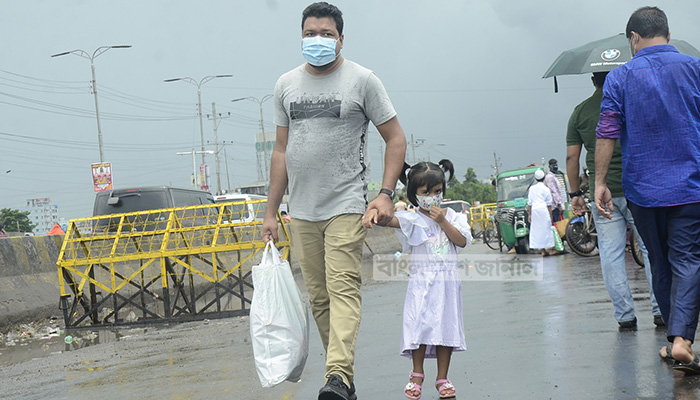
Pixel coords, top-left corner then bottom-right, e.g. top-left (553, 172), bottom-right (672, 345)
top-left (363, 159), bottom-right (471, 400)
top-left (594, 6), bottom-right (700, 375)
top-left (260, 2), bottom-right (407, 399)
top-left (544, 158), bottom-right (565, 221)
top-left (565, 71), bottom-right (662, 329)
top-left (527, 169), bottom-right (558, 256)
top-left (395, 196), bottom-right (408, 212)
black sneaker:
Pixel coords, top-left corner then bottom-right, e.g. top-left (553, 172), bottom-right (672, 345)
top-left (654, 314), bottom-right (666, 327)
top-left (319, 374), bottom-right (355, 400)
top-left (348, 382), bottom-right (357, 400)
top-left (618, 317), bottom-right (638, 329)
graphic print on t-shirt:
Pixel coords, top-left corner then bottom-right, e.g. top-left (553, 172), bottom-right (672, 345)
top-left (290, 92), bottom-right (341, 120)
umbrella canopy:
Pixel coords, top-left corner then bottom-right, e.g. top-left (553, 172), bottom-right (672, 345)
top-left (543, 33), bottom-right (700, 90)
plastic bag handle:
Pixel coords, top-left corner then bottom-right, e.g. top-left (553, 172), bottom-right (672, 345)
top-left (260, 241), bottom-right (282, 266)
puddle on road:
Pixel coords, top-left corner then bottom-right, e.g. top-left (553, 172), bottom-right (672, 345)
top-left (0, 317), bottom-right (144, 367)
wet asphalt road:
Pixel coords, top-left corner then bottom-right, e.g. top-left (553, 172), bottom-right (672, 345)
top-left (2, 243), bottom-right (700, 399)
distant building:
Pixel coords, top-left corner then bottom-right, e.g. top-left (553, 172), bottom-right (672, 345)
top-left (26, 197), bottom-right (60, 234)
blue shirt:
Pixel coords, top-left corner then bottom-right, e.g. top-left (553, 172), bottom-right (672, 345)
top-left (596, 44), bottom-right (700, 207)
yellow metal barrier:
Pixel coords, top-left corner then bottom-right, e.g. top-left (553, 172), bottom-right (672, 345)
top-left (56, 199), bottom-right (290, 328)
top-left (469, 203), bottom-right (497, 235)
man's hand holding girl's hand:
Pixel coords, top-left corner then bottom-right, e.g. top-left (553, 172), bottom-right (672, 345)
top-left (362, 195), bottom-right (394, 228)
top-left (362, 208), bottom-right (379, 228)
top-left (364, 195), bottom-right (394, 227)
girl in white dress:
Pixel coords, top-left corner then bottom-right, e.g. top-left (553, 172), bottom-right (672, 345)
top-left (363, 159), bottom-right (471, 400)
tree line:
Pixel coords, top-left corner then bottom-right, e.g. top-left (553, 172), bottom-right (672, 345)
top-left (445, 167), bottom-right (497, 205)
top-left (397, 167), bottom-right (496, 206)
top-left (0, 208), bottom-right (36, 233)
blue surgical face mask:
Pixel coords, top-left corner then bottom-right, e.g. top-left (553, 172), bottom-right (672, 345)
top-left (302, 36), bottom-right (338, 66)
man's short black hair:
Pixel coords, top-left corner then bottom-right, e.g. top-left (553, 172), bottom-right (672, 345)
top-left (626, 6), bottom-right (669, 39)
top-left (549, 158), bottom-right (558, 165)
top-left (302, 2), bottom-right (344, 35)
top-left (592, 72), bottom-right (609, 88)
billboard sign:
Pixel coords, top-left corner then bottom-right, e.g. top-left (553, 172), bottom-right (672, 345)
top-left (92, 162), bottom-right (113, 192)
top-left (200, 164), bottom-right (210, 191)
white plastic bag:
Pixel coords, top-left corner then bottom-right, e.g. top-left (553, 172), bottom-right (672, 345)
top-left (249, 242), bottom-right (309, 387)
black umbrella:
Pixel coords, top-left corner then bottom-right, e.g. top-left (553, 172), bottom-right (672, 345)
top-left (543, 33), bottom-right (700, 92)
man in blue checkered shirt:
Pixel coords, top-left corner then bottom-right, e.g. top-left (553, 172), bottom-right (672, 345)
top-left (594, 6), bottom-right (700, 375)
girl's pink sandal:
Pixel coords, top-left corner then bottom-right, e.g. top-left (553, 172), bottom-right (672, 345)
top-left (435, 379), bottom-right (456, 399)
top-left (404, 371), bottom-right (424, 399)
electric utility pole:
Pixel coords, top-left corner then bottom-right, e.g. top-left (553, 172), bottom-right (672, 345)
top-left (207, 102), bottom-right (230, 195)
top-left (493, 152), bottom-right (501, 176)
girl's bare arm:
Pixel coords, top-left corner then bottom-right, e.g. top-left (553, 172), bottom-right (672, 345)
top-left (362, 209), bottom-right (400, 228)
top-left (431, 208), bottom-right (467, 247)
top-left (379, 215), bottom-right (400, 228)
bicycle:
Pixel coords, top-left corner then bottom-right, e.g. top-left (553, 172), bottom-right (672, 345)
top-left (483, 215), bottom-right (502, 251)
top-left (467, 203), bottom-right (500, 250)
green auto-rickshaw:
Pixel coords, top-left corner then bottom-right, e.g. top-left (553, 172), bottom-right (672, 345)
top-left (495, 167), bottom-right (570, 254)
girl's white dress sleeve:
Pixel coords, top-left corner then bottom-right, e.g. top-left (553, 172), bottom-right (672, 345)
top-left (395, 211), bottom-right (429, 252)
top-left (396, 209), bottom-right (472, 251)
top-left (445, 208), bottom-right (472, 249)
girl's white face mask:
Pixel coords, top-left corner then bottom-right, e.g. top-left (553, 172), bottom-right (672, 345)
top-left (416, 193), bottom-right (443, 210)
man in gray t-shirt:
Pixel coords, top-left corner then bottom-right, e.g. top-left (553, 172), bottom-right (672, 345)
top-left (261, 3), bottom-right (406, 400)
top-left (273, 59), bottom-right (397, 221)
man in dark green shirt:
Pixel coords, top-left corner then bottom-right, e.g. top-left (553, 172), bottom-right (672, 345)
top-left (566, 72), bottom-right (661, 328)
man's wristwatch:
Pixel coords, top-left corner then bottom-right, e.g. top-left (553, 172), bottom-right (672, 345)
top-left (379, 188), bottom-right (395, 200)
top-left (568, 190), bottom-right (583, 198)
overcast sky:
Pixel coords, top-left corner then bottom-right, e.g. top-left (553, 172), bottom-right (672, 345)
top-left (2, 0), bottom-right (699, 222)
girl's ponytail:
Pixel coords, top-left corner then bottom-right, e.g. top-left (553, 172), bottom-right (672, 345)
top-left (398, 162), bottom-right (411, 186)
top-left (438, 159), bottom-right (454, 183)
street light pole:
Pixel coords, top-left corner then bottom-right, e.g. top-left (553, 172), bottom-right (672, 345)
top-left (51, 45), bottom-right (132, 163)
top-left (232, 95), bottom-right (273, 181)
top-left (231, 97), bottom-right (265, 181)
top-left (207, 102), bottom-right (231, 195)
top-left (164, 75), bottom-right (233, 171)
top-left (197, 87), bottom-right (205, 163)
top-left (88, 61), bottom-right (105, 162)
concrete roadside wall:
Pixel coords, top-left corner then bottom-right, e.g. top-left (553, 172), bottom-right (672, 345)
top-left (363, 225), bottom-right (402, 258)
top-left (0, 227), bottom-right (401, 331)
top-left (0, 235), bottom-right (64, 331)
